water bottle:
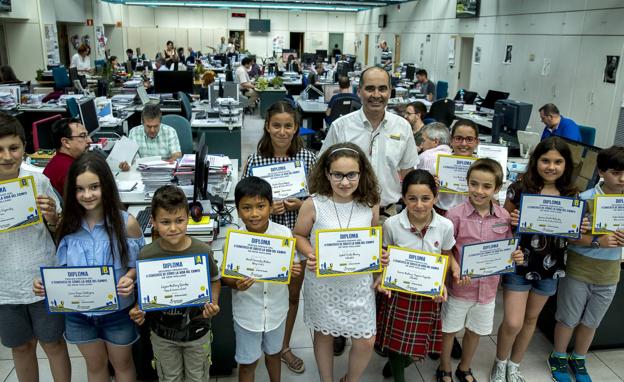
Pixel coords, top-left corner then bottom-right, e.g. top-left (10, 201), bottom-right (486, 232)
top-left (459, 88), bottom-right (465, 102)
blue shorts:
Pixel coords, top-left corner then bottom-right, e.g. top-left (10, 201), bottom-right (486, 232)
top-left (64, 305), bottom-right (139, 346)
top-left (502, 273), bottom-right (558, 296)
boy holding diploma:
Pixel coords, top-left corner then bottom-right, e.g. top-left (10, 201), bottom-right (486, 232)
top-left (129, 185), bottom-right (221, 382)
top-left (438, 159), bottom-right (524, 382)
top-left (548, 146), bottom-right (624, 382)
top-left (223, 176), bottom-right (301, 382)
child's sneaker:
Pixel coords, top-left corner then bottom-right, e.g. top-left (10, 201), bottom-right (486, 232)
top-left (548, 352), bottom-right (571, 382)
top-left (506, 361), bottom-right (526, 382)
top-left (489, 358), bottom-right (507, 382)
top-left (568, 356), bottom-right (592, 382)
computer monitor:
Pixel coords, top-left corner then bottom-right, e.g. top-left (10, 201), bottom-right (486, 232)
top-left (454, 89), bottom-right (478, 104)
top-left (490, 99), bottom-right (532, 146)
top-left (323, 84), bottom-right (341, 103)
top-left (479, 90), bottom-right (509, 111)
top-left (194, 133), bottom-right (209, 200)
top-left (302, 53), bottom-right (316, 65)
top-left (69, 67), bottom-right (87, 89)
top-left (307, 84), bottom-right (324, 100)
top-left (282, 51), bottom-right (297, 62)
top-left (222, 82), bottom-right (239, 101)
top-left (153, 70), bottom-right (193, 95)
top-left (405, 65), bottom-right (416, 81)
top-left (335, 62), bottom-right (350, 78)
top-left (95, 98), bottom-right (113, 118)
top-left (78, 98), bottom-right (99, 135)
top-left (316, 50), bottom-right (328, 60)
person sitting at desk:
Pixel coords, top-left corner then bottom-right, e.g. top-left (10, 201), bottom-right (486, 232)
top-left (0, 65), bottom-right (19, 83)
top-left (43, 118), bottom-right (92, 196)
top-left (416, 122), bottom-right (452, 174)
top-left (70, 44), bottom-right (92, 73)
top-left (119, 104), bottom-right (181, 171)
top-left (248, 56), bottom-right (262, 78)
top-left (414, 69), bottom-right (436, 101)
top-left (324, 75), bottom-right (360, 126)
top-left (403, 101), bottom-right (427, 148)
top-left (307, 63), bottom-right (324, 85)
top-left (236, 57), bottom-right (259, 106)
top-left (539, 103), bottom-right (582, 142)
top-left (154, 57), bottom-right (169, 72)
top-left (186, 47), bottom-right (196, 65)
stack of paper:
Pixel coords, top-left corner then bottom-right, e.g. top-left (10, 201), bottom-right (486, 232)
top-left (186, 215), bottom-right (217, 242)
top-left (137, 157), bottom-right (176, 193)
top-left (174, 154), bottom-right (196, 187)
top-left (0, 91), bottom-right (17, 109)
top-left (206, 155), bottom-right (233, 195)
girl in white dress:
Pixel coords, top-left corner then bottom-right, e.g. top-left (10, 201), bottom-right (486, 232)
top-left (294, 142), bottom-right (385, 382)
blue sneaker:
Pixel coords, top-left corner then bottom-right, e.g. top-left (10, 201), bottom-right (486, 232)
top-left (568, 356), bottom-right (592, 382)
top-left (548, 353), bottom-right (571, 382)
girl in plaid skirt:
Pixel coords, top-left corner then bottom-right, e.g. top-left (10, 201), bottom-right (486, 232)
top-left (377, 170), bottom-right (456, 382)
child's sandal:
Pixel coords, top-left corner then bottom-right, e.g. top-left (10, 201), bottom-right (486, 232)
top-left (455, 367), bottom-right (478, 382)
top-left (280, 347), bottom-right (305, 373)
top-left (435, 367), bottom-right (453, 382)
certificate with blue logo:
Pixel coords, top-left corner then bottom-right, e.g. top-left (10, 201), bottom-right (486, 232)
top-left (137, 255), bottom-right (212, 312)
top-left (436, 155), bottom-right (477, 194)
top-left (315, 227), bottom-right (382, 277)
top-left (382, 246), bottom-right (448, 298)
top-left (250, 161), bottom-right (308, 199)
top-left (592, 195), bottom-right (624, 234)
top-left (460, 238), bottom-right (517, 278)
top-left (41, 266), bottom-right (119, 313)
top-left (222, 230), bottom-right (296, 284)
top-left (518, 194), bottom-right (585, 239)
top-left (0, 176), bottom-right (41, 233)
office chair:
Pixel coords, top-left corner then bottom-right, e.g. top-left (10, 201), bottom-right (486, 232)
top-left (32, 114), bottom-right (63, 151)
top-left (52, 67), bottom-right (72, 91)
top-left (327, 96), bottom-right (362, 127)
top-left (578, 125), bottom-right (596, 146)
top-left (65, 97), bottom-right (80, 119)
top-left (177, 91), bottom-right (192, 122)
top-left (425, 99), bottom-right (455, 128)
top-left (436, 81), bottom-right (449, 100)
top-left (161, 114), bottom-right (193, 154)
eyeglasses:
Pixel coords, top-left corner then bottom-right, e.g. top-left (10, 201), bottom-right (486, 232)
top-left (69, 133), bottom-right (89, 140)
top-left (329, 172), bottom-right (360, 182)
top-left (452, 136), bottom-right (477, 144)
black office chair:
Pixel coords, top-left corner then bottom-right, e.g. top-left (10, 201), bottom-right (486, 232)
top-left (327, 96), bottom-right (362, 127)
top-left (425, 99), bottom-right (455, 128)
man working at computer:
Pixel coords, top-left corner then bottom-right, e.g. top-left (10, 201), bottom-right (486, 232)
top-left (119, 104), bottom-right (181, 171)
top-left (325, 75), bottom-right (360, 126)
top-left (414, 69), bottom-right (436, 102)
top-left (539, 103), bottom-right (582, 142)
top-left (236, 57), bottom-right (259, 106)
top-left (44, 118), bottom-right (92, 196)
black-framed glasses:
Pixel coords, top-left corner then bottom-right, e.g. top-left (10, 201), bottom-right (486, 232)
top-left (69, 132), bottom-right (89, 140)
top-left (329, 171), bottom-right (360, 182)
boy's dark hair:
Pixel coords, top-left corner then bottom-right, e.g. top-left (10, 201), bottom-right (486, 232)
top-left (597, 146), bottom-right (624, 172)
top-left (235, 176), bottom-right (273, 208)
top-left (51, 118), bottom-right (81, 150)
top-left (416, 69), bottom-right (428, 77)
top-left (241, 57), bottom-right (252, 66)
top-left (452, 118), bottom-right (479, 138)
top-left (0, 112), bottom-right (26, 144)
top-left (402, 169), bottom-right (437, 197)
top-left (152, 185), bottom-right (189, 217)
top-left (467, 158), bottom-right (504, 188)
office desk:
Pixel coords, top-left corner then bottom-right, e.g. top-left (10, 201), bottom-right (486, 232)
top-left (295, 96), bottom-right (327, 132)
top-left (455, 110), bottom-right (493, 129)
top-left (256, 87), bottom-right (287, 118)
top-left (191, 112), bottom-right (243, 160)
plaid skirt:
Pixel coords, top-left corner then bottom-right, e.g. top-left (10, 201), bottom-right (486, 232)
top-left (375, 291), bottom-right (442, 360)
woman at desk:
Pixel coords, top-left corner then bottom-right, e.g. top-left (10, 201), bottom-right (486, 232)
top-left (70, 44), bottom-right (93, 73)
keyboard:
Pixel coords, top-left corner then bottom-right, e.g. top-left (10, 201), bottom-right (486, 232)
top-left (136, 207), bottom-right (153, 237)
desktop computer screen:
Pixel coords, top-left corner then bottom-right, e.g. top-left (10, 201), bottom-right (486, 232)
top-left (154, 70), bottom-right (193, 95)
top-left (454, 89), bottom-right (478, 104)
top-left (490, 99), bottom-right (532, 147)
top-left (316, 50), bottom-right (328, 60)
top-left (480, 90), bottom-right (509, 111)
top-left (78, 98), bottom-right (100, 135)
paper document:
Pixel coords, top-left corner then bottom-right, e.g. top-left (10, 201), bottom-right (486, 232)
top-left (106, 136), bottom-right (139, 170)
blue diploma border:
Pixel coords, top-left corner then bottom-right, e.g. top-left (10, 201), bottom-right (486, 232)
top-left (136, 254), bottom-right (212, 312)
top-left (40, 265), bottom-right (119, 314)
top-left (517, 194), bottom-right (585, 239)
top-left (381, 246), bottom-right (449, 298)
top-left (459, 237), bottom-right (518, 279)
top-left (249, 160), bottom-right (309, 199)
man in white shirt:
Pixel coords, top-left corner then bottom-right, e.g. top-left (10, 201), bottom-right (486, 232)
top-left (235, 57), bottom-right (259, 106)
top-left (321, 66), bottom-right (419, 217)
top-left (416, 122), bottom-right (453, 174)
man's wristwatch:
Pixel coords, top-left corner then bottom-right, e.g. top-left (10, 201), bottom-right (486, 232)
top-left (591, 236), bottom-right (600, 248)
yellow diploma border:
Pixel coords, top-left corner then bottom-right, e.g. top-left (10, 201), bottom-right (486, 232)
top-left (592, 194), bottom-right (624, 235)
top-left (381, 245), bottom-right (449, 299)
top-left (221, 229), bottom-right (297, 284)
top-left (0, 176), bottom-right (42, 233)
top-left (315, 226), bottom-right (383, 278)
top-left (435, 154), bottom-right (476, 195)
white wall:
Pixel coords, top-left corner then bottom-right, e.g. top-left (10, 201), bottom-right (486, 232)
top-left (355, 0), bottom-right (624, 148)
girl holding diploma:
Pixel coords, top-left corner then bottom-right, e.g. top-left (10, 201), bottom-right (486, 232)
top-left (376, 170), bottom-right (456, 382)
top-left (294, 143), bottom-right (382, 382)
top-left (41, 152), bottom-right (145, 382)
top-left (491, 137), bottom-right (582, 382)
top-left (242, 101), bottom-right (317, 373)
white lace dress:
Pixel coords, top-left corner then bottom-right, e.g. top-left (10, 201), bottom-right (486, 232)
top-left (303, 195), bottom-right (376, 338)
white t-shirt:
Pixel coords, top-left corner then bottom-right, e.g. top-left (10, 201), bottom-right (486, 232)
top-left (235, 65), bottom-right (251, 85)
top-left (383, 208), bottom-right (455, 254)
top-left (70, 53), bottom-right (91, 70)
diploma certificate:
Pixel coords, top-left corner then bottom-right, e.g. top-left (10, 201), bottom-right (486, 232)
top-left (250, 161), bottom-right (308, 199)
top-left (382, 246), bottom-right (448, 298)
top-left (137, 255), bottom-right (212, 312)
top-left (518, 194), bottom-right (585, 239)
top-left (436, 155), bottom-right (476, 194)
top-left (222, 230), bottom-right (296, 284)
top-left (592, 195), bottom-right (624, 234)
top-left (460, 238), bottom-right (518, 278)
top-left (0, 176), bottom-right (41, 232)
top-left (315, 227), bottom-right (382, 277)
top-left (41, 266), bottom-right (119, 313)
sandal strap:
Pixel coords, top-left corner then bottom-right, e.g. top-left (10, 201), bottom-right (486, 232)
top-left (455, 367), bottom-right (476, 382)
top-left (280, 347), bottom-right (292, 355)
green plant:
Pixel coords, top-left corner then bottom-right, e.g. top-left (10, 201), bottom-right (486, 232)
top-left (270, 76), bottom-right (283, 88)
top-left (256, 77), bottom-right (269, 91)
top-left (36, 69), bottom-right (44, 81)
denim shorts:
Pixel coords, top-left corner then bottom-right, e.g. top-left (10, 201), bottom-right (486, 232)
top-left (0, 300), bottom-right (65, 348)
top-left (502, 273), bottom-right (558, 296)
top-left (64, 305), bottom-right (139, 346)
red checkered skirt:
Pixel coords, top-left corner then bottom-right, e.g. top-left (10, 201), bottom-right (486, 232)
top-left (375, 291), bottom-right (442, 359)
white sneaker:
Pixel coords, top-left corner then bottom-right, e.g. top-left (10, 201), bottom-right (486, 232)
top-left (506, 361), bottom-right (527, 382)
top-left (490, 359), bottom-right (507, 382)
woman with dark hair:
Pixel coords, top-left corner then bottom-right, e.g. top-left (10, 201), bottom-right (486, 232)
top-left (163, 40), bottom-right (178, 67)
top-left (242, 100), bottom-right (316, 373)
top-left (71, 44), bottom-right (92, 73)
top-left (0, 65), bottom-right (19, 83)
